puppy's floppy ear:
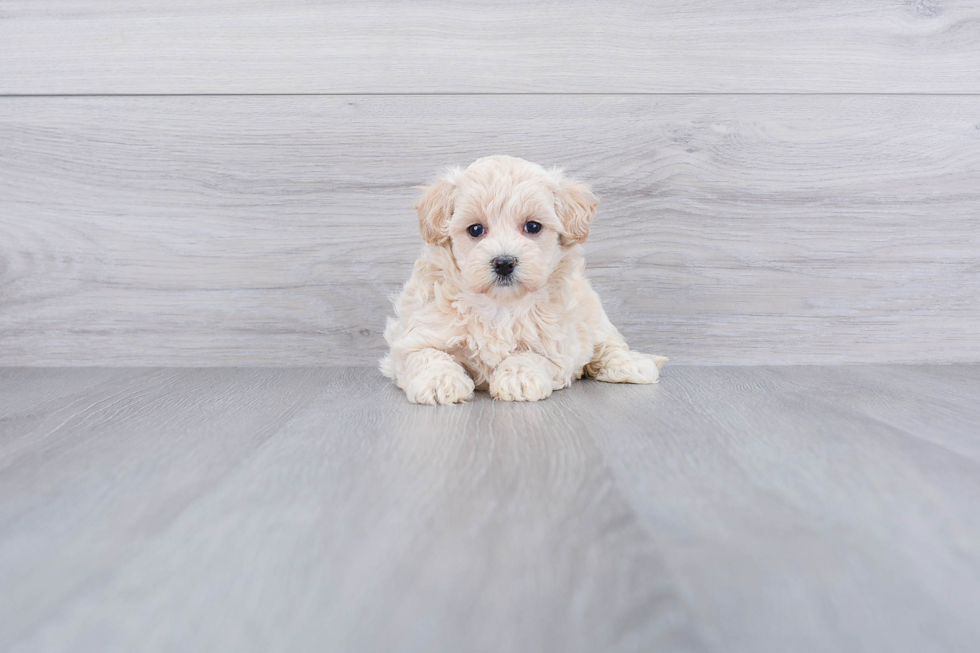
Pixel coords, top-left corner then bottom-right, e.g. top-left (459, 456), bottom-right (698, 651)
top-left (414, 168), bottom-right (459, 246)
top-left (552, 170), bottom-right (598, 246)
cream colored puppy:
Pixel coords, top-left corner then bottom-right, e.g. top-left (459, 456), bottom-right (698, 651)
top-left (381, 155), bottom-right (667, 404)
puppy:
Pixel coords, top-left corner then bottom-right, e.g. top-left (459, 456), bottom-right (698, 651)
top-left (381, 155), bottom-right (667, 404)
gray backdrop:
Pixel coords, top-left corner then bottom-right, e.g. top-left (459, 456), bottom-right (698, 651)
top-left (2, 1), bottom-right (979, 366)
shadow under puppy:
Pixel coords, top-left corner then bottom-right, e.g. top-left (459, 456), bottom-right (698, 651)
top-left (381, 155), bottom-right (667, 404)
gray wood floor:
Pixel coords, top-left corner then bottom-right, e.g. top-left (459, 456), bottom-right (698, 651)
top-left (2, 365), bottom-right (978, 653)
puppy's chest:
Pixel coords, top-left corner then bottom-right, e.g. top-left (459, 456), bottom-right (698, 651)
top-left (452, 308), bottom-right (556, 369)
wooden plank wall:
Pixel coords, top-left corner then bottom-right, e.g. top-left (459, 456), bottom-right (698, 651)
top-left (1, 2), bottom-right (979, 366)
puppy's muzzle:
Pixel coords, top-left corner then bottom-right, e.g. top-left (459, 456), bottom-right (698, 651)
top-left (492, 256), bottom-right (518, 281)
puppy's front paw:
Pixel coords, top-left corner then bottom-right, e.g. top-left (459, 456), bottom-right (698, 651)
top-left (590, 350), bottom-right (667, 385)
top-left (405, 364), bottom-right (475, 405)
top-left (490, 360), bottom-right (552, 402)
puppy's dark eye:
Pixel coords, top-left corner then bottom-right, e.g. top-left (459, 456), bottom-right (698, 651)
top-left (524, 221), bottom-right (542, 235)
top-left (467, 224), bottom-right (485, 238)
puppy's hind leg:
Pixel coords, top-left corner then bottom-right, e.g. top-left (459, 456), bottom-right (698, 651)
top-left (577, 279), bottom-right (667, 384)
top-left (585, 326), bottom-right (668, 385)
top-left (587, 344), bottom-right (667, 384)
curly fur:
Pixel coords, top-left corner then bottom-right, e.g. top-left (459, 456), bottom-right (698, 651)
top-left (381, 155), bottom-right (667, 404)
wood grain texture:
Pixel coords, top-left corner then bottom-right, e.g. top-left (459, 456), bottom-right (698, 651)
top-left (1, 365), bottom-right (978, 652)
top-left (580, 365), bottom-right (980, 652)
top-left (2, 1), bottom-right (979, 94)
top-left (0, 367), bottom-right (705, 653)
top-left (2, 95), bottom-right (979, 366)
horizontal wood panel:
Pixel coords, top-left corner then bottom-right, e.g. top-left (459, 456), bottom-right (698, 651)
top-left (2, 1), bottom-right (980, 94)
top-left (2, 95), bottom-right (979, 365)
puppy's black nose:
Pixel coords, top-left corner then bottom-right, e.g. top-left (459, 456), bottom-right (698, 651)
top-left (492, 256), bottom-right (517, 277)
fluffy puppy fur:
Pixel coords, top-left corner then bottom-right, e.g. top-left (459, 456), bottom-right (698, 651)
top-left (381, 155), bottom-right (667, 404)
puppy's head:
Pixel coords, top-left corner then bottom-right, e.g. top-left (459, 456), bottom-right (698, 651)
top-left (415, 155), bottom-right (598, 301)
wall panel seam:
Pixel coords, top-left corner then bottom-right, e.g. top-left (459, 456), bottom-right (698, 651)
top-left (3, 92), bottom-right (980, 99)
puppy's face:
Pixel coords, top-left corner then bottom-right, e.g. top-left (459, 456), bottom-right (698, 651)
top-left (448, 174), bottom-right (562, 300)
top-left (415, 156), bottom-right (598, 303)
